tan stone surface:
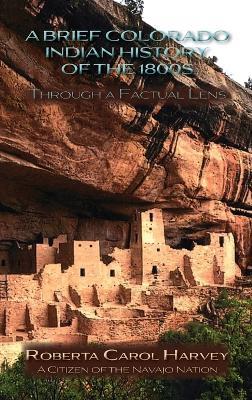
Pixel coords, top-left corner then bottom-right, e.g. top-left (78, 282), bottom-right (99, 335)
top-left (0, 0), bottom-right (251, 357)
top-left (0, 209), bottom-right (246, 348)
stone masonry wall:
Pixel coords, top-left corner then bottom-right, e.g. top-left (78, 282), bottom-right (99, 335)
top-left (35, 245), bottom-right (57, 273)
top-left (7, 275), bottom-right (41, 301)
top-left (78, 314), bottom-right (161, 342)
top-left (136, 209), bottom-right (237, 286)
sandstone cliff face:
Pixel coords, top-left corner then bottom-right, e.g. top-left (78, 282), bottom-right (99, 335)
top-left (0, 0), bottom-right (251, 269)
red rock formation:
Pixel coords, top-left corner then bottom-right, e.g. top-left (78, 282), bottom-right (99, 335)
top-left (0, 0), bottom-right (251, 270)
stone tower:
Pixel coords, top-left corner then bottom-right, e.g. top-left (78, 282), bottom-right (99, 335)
top-left (130, 209), bottom-right (167, 284)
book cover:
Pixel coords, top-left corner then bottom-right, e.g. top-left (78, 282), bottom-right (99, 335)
top-left (0, 0), bottom-right (251, 399)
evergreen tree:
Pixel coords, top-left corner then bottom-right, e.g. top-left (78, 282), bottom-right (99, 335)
top-left (122, 0), bottom-right (144, 16)
top-left (245, 77), bottom-right (252, 90)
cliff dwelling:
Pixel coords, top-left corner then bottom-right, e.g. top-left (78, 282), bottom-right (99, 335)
top-left (0, 208), bottom-right (245, 345)
top-left (0, 0), bottom-right (251, 354)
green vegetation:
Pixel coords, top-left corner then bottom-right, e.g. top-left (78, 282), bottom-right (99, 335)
top-left (0, 292), bottom-right (251, 399)
top-left (0, 364), bottom-right (146, 400)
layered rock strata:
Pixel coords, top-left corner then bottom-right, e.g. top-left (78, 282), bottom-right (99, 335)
top-left (0, 0), bottom-right (251, 270)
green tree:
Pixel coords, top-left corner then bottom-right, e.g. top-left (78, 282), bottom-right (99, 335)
top-left (0, 357), bottom-right (146, 400)
top-left (0, 355), bottom-right (79, 400)
top-left (153, 292), bottom-right (252, 400)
